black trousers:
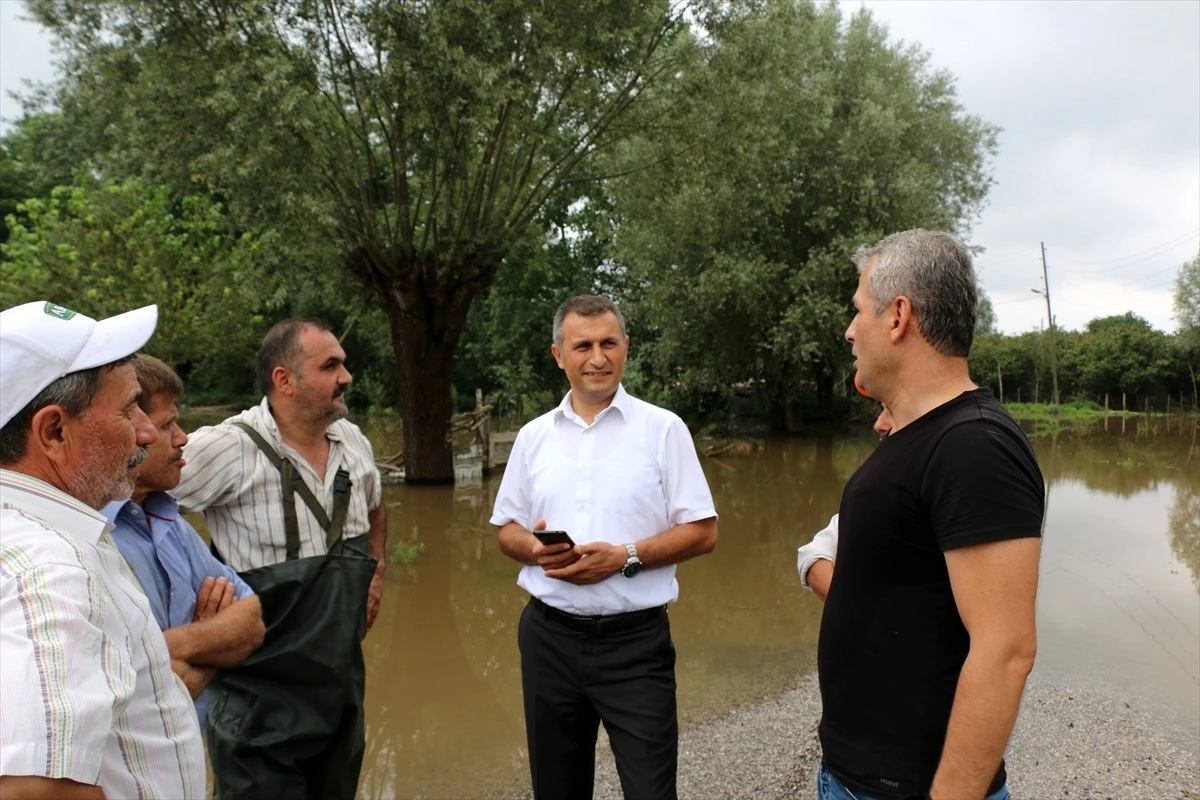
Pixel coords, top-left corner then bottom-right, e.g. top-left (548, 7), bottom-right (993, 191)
top-left (518, 599), bottom-right (679, 800)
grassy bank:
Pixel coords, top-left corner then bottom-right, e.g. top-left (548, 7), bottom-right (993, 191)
top-left (1003, 400), bottom-right (1120, 436)
top-left (1004, 400), bottom-right (1117, 421)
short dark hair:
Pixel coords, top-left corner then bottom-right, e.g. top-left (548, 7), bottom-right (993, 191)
top-left (552, 295), bottom-right (627, 347)
top-left (256, 319), bottom-right (333, 396)
top-left (851, 229), bottom-right (978, 357)
top-left (131, 354), bottom-right (184, 411)
top-left (0, 357), bottom-right (133, 465)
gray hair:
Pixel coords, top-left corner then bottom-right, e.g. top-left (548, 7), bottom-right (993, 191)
top-left (851, 229), bottom-right (978, 357)
top-left (552, 295), bottom-right (627, 347)
top-left (0, 360), bottom-right (127, 465)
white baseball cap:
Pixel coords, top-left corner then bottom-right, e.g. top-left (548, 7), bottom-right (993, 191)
top-left (0, 301), bottom-right (158, 430)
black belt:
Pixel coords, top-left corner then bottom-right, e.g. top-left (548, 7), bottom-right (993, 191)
top-left (529, 596), bottom-right (666, 638)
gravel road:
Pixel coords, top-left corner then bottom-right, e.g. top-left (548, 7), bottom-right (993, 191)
top-left (499, 669), bottom-right (1198, 800)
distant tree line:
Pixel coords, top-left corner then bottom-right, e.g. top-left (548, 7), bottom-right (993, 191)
top-left (971, 252), bottom-right (1199, 413)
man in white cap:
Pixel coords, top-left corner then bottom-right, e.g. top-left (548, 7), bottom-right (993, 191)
top-left (0, 301), bottom-right (206, 799)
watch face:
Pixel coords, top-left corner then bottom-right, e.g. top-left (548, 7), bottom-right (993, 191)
top-left (622, 560), bottom-right (643, 578)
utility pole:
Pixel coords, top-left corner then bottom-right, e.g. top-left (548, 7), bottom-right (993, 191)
top-left (1031, 242), bottom-right (1060, 406)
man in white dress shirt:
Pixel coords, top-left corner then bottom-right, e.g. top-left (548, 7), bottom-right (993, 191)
top-left (491, 294), bottom-right (719, 800)
top-left (0, 301), bottom-right (205, 800)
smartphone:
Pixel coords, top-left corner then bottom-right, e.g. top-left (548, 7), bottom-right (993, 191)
top-left (534, 530), bottom-right (575, 547)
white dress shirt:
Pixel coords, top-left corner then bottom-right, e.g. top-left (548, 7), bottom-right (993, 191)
top-left (173, 398), bottom-right (382, 572)
top-left (0, 469), bottom-right (206, 799)
top-left (797, 513), bottom-right (839, 590)
top-left (490, 385), bottom-right (717, 615)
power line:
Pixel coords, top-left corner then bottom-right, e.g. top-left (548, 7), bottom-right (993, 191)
top-left (1055, 228), bottom-right (1199, 273)
top-left (1084, 277), bottom-right (1181, 294)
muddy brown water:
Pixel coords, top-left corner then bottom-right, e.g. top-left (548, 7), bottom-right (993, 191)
top-left (185, 412), bottom-right (1200, 799)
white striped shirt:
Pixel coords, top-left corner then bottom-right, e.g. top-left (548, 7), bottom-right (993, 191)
top-left (0, 469), bottom-right (206, 799)
top-left (173, 398), bottom-right (382, 572)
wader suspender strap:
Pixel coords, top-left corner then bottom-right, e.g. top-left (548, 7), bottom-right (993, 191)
top-left (231, 422), bottom-right (353, 559)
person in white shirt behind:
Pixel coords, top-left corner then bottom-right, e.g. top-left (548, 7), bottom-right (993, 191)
top-left (490, 294), bottom-right (718, 800)
top-left (797, 401), bottom-right (894, 600)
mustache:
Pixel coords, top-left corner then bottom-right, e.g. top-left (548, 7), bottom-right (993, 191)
top-left (127, 447), bottom-right (149, 469)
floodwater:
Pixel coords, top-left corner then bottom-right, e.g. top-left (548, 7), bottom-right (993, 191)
top-left (351, 415), bottom-right (1197, 799)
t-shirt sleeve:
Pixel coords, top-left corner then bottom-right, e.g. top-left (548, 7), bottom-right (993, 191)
top-left (923, 422), bottom-right (1045, 551)
top-left (174, 424), bottom-right (246, 514)
top-left (0, 563), bottom-right (116, 783)
top-left (661, 417), bottom-right (718, 526)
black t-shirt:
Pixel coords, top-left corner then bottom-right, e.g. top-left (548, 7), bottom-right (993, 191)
top-left (817, 389), bottom-right (1044, 799)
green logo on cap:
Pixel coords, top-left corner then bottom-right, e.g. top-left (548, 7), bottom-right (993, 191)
top-left (43, 303), bottom-right (77, 320)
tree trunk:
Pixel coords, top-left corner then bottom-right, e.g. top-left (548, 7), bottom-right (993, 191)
top-left (386, 302), bottom-right (458, 483)
top-left (814, 368), bottom-right (835, 419)
top-left (781, 398), bottom-right (804, 433)
top-left (353, 246), bottom-right (493, 484)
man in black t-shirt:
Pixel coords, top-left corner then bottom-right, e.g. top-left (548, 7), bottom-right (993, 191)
top-left (816, 230), bottom-right (1044, 800)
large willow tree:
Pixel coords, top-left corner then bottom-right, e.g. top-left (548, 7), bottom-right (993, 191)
top-left (27, 0), bottom-right (695, 480)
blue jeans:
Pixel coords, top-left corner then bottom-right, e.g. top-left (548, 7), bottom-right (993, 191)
top-left (817, 763), bottom-right (1012, 800)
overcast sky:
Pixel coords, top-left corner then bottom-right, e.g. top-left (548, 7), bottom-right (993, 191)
top-left (2, 0), bottom-right (1198, 334)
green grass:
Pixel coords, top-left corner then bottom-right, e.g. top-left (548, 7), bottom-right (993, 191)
top-left (387, 526), bottom-right (426, 566)
top-left (1004, 400), bottom-right (1120, 421)
top-left (1002, 400), bottom-right (1121, 437)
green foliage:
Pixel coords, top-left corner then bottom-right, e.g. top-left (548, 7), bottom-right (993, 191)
top-left (1074, 313), bottom-right (1173, 398)
top-left (1174, 250), bottom-right (1200, 333)
top-left (1173, 250), bottom-right (1200, 400)
top-left (387, 526), bottom-right (426, 567)
top-left (23, 0), bottom-right (693, 479)
top-left (0, 145), bottom-right (35, 245)
top-left (0, 178), bottom-right (269, 379)
top-left (1005, 400), bottom-right (1109, 419)
top-left (975, 291), bottom-right (997, 337)
top-left (970, 316), bottom-right (1195, 411)
top-left (608, 0), bottom-right (998, 429)
top-left (453, 195), bottom-right (614, 418)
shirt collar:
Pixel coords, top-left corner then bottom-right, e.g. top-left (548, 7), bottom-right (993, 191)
top-left (253, 396), bottom-right (344, 444)
top-left (102, 492), bottom-right (180, 526)
top-left (556, 384), bottom-right (631, 426)
top-left (0, 468), bottom-right (110, 545)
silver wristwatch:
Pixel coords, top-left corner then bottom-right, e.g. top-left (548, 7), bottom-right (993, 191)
top-left (620, 543), bottom-right (644, 578)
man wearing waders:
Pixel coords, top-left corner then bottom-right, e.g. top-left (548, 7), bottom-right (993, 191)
top-left (173, 319), bottom-right (388, 800)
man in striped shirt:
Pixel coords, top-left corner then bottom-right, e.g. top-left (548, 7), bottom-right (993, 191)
top-left (173, 320), bottom-right (387, 593)
top-left (172, 318), bottom-right (386, 800)
top-left (0, 301), bottom-right (206, 800)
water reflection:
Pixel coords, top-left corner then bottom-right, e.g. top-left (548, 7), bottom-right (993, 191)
top-left (1170, 479), bottom-right (1200, 591)
top-left (343, 416), bottom-right (1198, 799)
